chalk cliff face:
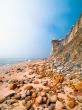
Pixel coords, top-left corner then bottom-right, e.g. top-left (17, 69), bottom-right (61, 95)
top-left (51, 14), bottom-right (82, 58)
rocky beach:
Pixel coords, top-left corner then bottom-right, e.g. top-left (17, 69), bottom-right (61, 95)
top-left (0, 58), bottom-right (82, 110)
top-left (0, 14), bottom-right (82, 110)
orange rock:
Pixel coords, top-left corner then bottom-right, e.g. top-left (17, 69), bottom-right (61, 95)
top-left (8, 83), bottom-right (17, 90)
top-left (38, 87), bottom-right (43, 92)
top-left (43, 87), bottom-right (50, 93)
top-left (66, 100), bottom-right (75, 108)
top-left (23, 85), bottom-right (33, 90)
top-left (34, 80), bottom-right (39, 84)
top-left (74, 82), bottom-right (82, 91)
top-left (54, 73), bottom-right (64, 84)
top-left (32, 92), bottom-right (37, 98)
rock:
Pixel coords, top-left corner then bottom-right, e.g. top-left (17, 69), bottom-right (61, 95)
top-left (38, 87), bottom-right (43, 92)
top-left (23, 85), bottom-right (33, 90)
top-left (44, 108), bottom-right (49, 110)
top-left (41, 92), bottom-right (46, 97)
top-left (0, 97), bottom-right (6, 104)
top-left (55, 101), bottom-right (65, 110)
top-left (42, 81), bottom-right (48, 86)
top-left (8, 83), bottom-right (17, 90)
top-left (46, 99), bottom-right (50, 106)
top-left (28, 79), bottom-right (33, 83)
top-left (25, 96), bottom-right (31, 101)
top-left (22, 100), bottom-right (26, 106)
top-left (64, 86), bottom-right (74, 94)
top-left (49, 104), bottom-right (55, 110)
top-left (6, 92), bottom-right (15, 98)
top-left (26, 90), bottom-right (32, 96)
top-left (21, 91), bottom-right (27, 99)
top-left (26, 101), bottom-right (32, 110)
top-left (74, 82), bottom-right (82, 91)
top-left (32, 92), bottom-right (37, 98)
top-left (77, 96), bottom-right (82, 103)
top-left (54, 73), bottom-right (64, 84)
top-left (49, 95), bottom-right (57, 103)
top-left (43, 97), bottom-right (47, 103)
top-left (34, 80), bottom-right (39, 84)
top-left (66, 100), bottom-right (75, 109)
top-left (16, 89), bottom-right (21, 94)
top-left (14, 94), bottom-right (21, 100)
top-left (6, 99), bottom-right (17, 105)
top-left (35, 96), bottom-right (43, 104)
top-left (43, 87), bottom-right (50, 93)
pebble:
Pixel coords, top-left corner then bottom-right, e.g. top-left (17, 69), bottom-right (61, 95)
top-left (77, 96), bottom-right (82, 103)
top-left (23, 85), bottom-right (33, 90)
top-left (0, 97), bottom-right (6, 104)
top-left (40, 92), bottom-right (46, 97)
top-left (26, 101), bottom-right (32, 110)
top-left (14, 94), bottom-right (21, 100)
top-left (43, 87), bottom-right (50, 93)
top-left (32, 92), bottom-right (37, 98)
top-left (66, 100), bottom-right (75, 109)
top-left (55, 101), bottom-right (65, 110)
top-left (8, 83), bottom-right (17, 90)
top-left (35, 96), bottom-right (43, 105)
top-left (49, 95), bottom-right (57, 103)
top-left (43, 97), bottom-right (47, 103)
top-left (34, 80), bottom-right (39, 84)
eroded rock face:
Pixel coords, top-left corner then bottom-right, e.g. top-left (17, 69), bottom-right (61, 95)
top-left (51, 14), bottom-right (82, 56)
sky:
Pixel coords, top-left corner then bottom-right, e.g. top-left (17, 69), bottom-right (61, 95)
top-left (0, 0), bottom-right (82, 58)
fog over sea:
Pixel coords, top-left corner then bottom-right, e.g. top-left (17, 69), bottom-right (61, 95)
top-left (0, 58), bottom-right (27, 66)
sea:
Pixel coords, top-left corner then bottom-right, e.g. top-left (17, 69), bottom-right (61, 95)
top-left (0, 58), bottom-right (27, 66)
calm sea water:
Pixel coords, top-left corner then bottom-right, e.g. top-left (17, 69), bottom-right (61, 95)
top-left (0, 58), bottom-right (27, 66)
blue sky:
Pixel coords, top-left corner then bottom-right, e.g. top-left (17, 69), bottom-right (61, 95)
top-left (0, 0), bottom-right (82, 58)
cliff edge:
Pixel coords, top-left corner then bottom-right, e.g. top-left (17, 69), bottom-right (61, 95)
top-left (50, 14), bottom-right (82, 74)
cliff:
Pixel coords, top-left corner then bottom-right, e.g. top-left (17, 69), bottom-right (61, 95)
top-left (51, 14), bottom-right (82, 56)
